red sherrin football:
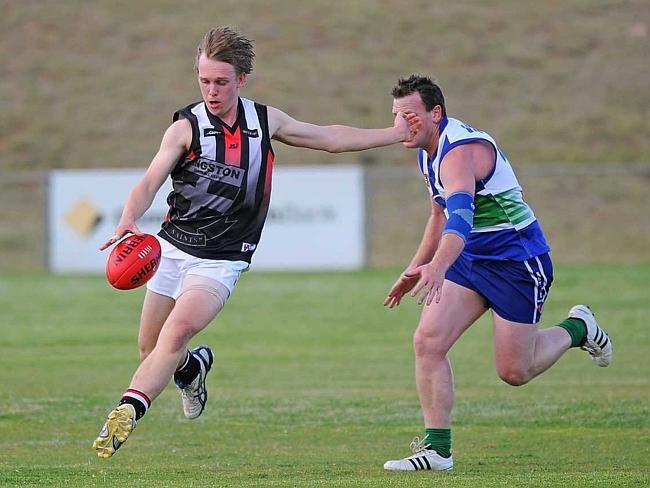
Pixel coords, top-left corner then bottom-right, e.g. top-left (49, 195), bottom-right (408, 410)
top-left (105, 234), bottom-right (161, 290)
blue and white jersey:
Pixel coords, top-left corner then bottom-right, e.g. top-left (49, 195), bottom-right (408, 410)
top-left (418, 116), bottom-right (550, 261)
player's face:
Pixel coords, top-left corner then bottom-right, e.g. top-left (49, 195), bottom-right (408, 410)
top-left (197, 54), bottom-right (246, 119)
top-left (392, 93), bottom-right (440, 153)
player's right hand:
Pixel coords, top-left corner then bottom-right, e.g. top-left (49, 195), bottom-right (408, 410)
top-left (99, 223), bottom-right (144, 250)
top-left (384, 271), bottom-right (420, 308)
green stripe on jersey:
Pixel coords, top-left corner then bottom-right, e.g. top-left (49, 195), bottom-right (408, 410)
top-left (473, 188), bottom-right (534, 229)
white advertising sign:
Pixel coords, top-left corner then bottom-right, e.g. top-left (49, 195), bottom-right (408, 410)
top-left (47, 166), bottom-right (365, 273)
top-left (253, 165), bottom-right (366, 270)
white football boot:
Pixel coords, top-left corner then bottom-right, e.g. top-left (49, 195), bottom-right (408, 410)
top-left (384, 437), bottom-right (453, 471)
top-left (179, 345), bottom-right (214, 419)
top-left (92, 403), bottom-right (137, 458)
top-left (569, 305), bottom-right (612, 367)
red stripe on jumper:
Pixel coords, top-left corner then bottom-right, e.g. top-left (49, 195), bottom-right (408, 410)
top-left (224, 126), bottom-right (242, 167)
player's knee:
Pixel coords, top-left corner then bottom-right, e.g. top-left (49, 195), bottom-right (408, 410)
top-left (138, 329), bottom-right (160, 360)
top-left (413, 329), bottom-right (447, 360)
top-left (497, 367), bottom-right (531, 387)
top-left (159, 320), bottom-right (199, 353)
top-left (138, 342), bottom-right (154, 361)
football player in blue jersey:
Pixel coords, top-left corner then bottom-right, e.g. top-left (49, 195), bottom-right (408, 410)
top-left (382, 75), bottom-right (612, 472)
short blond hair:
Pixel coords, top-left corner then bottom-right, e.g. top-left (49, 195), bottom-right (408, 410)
top-left (195, 26), bottom-right (255, 75)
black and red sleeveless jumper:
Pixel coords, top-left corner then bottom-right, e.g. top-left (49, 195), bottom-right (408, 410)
top-left (158, 97), bottom-right (274, 262)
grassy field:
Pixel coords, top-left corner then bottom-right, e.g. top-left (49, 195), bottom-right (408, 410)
top-left (0, 265), bottom-right (648, 487)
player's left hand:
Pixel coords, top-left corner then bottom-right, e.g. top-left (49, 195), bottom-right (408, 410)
top-left (405, 262), bottom-right (446, 306)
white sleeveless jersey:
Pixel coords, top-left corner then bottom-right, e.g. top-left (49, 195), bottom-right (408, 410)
top-left (418, 117), bottom-right (549, 260)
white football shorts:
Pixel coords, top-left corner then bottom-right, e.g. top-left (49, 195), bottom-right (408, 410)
top-left (146, 236), bottom-right (249, 300)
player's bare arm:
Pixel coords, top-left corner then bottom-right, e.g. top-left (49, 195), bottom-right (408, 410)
top-left (384, 202), bottom-right (445, 308)
top-left (267, 106), bottom-right (418, 152)
top-left (407, 141), bottom-right (494, 305)
top-left (99, 119), bottom-right (191, 250)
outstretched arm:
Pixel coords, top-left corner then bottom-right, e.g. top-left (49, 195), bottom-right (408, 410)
top-left (267, 106), bottom-right (419, 153)
top-left (99, 119), bottom-right (191, 250)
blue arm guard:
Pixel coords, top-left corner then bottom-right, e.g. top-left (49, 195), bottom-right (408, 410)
top-left (443, 191), bottom-right (475, 244)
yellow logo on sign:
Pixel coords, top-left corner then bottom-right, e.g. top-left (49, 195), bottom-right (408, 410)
top-left (65, 197), bottom-right (102, 238)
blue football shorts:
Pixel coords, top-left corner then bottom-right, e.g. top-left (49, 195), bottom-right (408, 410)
top-left (446, 252), bottom-right (554, 324)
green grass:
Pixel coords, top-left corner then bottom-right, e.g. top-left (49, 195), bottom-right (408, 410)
top-left (1, 265), bottom-right (649, 486)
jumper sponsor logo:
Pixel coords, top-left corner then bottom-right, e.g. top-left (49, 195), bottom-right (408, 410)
top-left (188, 157), bottom-right (245, 186)
top-left (204, 128), bottom-right (222, 137)
top-left (241, 128), bottom-right (258, 137)
top-left (241, 242), bottom-right (257, 252)
top-left (163, 225), bottom-right (207, 246)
